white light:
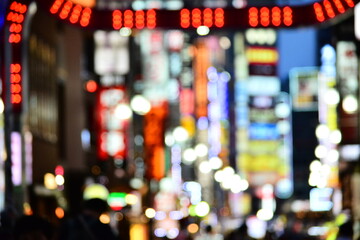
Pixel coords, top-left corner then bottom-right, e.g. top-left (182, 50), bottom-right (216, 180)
top-left (114, 104), bottom-right (132, 120)
top-left (195, 143), bottom-right (208, 157)
top-left (130, 95), bottom-right (151, 115)
top-left (209, 157), bottom-right (223, 170)
top-left (315, 124), bottom-right (330, 139)
top-left (324, 89), bottom-right (340, 105)
top-left (223, 166), bottom-right (235, 175)
top-left (173, 127), bottom-right (189, 142)
top-left (219, 36), bottom-right (231, 50)
top-left (277, 120), bottom-right (291, 135)
top-left (310, 160), bottom-right (322, 172)
top-left (195, 201), bottom-right (210, 217)
top-left (183, 148), bottom-right (197, 163)
top-left (155, 211), bottom-right (166, 220)
top-left (167, 228), bottom-right (180, 239)
top-left (327, 149), bottom-right (339, 163)
top-left (165, 133), bottom-right (175, 147)
top-left (342, 95), bottom-right (358, 113)
top-left (55, 175), bottom-right (65, 186)
top-left (257, 209), bottom-right (274, 221)
top-left (0, 99), bottom-right (4, 114)
top-left (214, 170), bottom-right (225, 182)
top-left (199, 161), bottom-right (212, 174)
top-left (145, 208), bottom-right (156, 218)
top-left (119, 27), bottom-right (132, 37)
top-left (275, 102), bottom-right (290, 118)
top-left (329, 130), bottom-right (342, 144)
top-left (197, 26), bottom-right (210, 36)
top-left (315, 145), bottom-right (327, 159)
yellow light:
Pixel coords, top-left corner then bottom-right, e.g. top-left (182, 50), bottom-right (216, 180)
top-left (99, 213), bottom-right (111, 224)
top-left (83, 183), bottom-right (109, 200)
top-left (130, 223), bottom-right (148, 240)
top-left (145, 208), bottom-right (156, 218)
top-left (125, 193), bottom-right (138, 205)
top-left (44, 173), bottom-right (57, 190)
top-left (23, 202), bottom-right (33, 215)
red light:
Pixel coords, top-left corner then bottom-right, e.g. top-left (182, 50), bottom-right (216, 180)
top-left (10, 74), bottom-right (21, 83)
top-left (55, 165), bottom-right (64, 176)
top-left (147, 9), bottom-right (156, 29)
top-left (192, 8), bottom-right (201, 28)
top-left (59, 1), bottom-right (72, 19)
top-left (323, 0), bottom-right (336, 18)
top-left (69, 5), bottom-right (82, 23)
top-left (260, 7), bottom-right (270, 27)
top-left (203, 8), bottom-right (213, 27)
top-left (344, 0), bottom-right (354, 7)
top-left (113, 10), bottom-right (122, 29)
top-left (124, 10), bottom-right (133, 28)
top-left (8, 34), bottom-right (21, 43)
top-left (50, 0), bottom-right (64, 14)
top-left (249, 7), bottom-right (259, 27)
top-left (313, 2), bottom-right (326, 22)
top-left (272, 7), bottom-right (281, 26)
top-left (11, 84), bottom-right (21, 94)
top-left (135, 10), bottom-right (145, 29)
top-left (11, 94), bottom-right (22, 104)
top-left (214, 8), bottom-right (224, 27)
top-left (80, 8), bottom-right (91, 27)
top-left (86, 80), bottom-right (98, 93)
top-left (332, 0), bottom-right (345, 13)
top-left (283, 6), bottom-right (293, 26)
top-left (180, 9), bottom-right (190, 28)
top-left (10, 1), bottom-right (18, 11)
top-left (10, 63), bottom-right (21, 73)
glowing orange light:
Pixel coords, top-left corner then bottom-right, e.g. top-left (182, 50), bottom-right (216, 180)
top-left (192, 8), bottom-right (201, 28)
top-left (283, 6), bottom-right (293, 26)
top-left (323, 0), bottom-right (336, 18)
top-left (272, 7), bottom-right (281, 26)
top-left (55, 207), bottom-right (65, 219)
top-left (332, 0), bottom-right (345, 13)
top-left (214, 8), bottom-right (224, 27)
top-left (80, 7), bottom-right (91, 27)
top-left (249, 7), bottom-right (259, 27)
top-left (50, 0), bottom-right (64, 14)
top-left (124, 10), bottom-right (133, 28)
top-left (59, 1), bottom-right (72, 19)
top-left (135, 10), bottom-right (145, 29)
top-left (11, 94), bottom-right (22, 104)
top-left (203, 8), bottom-right (213, 27)
top-left (10, 63), bottom-right (21, 73)
top-left (344, 0), bottom-right (354, 7)
top-left (313, 3), bottom-right (325, 22)
top-left (147, 9), bottom-right (156, 29)
top-left (86, 80), bottom-right (98, 93)
top-left (11, 74), bottom-right (21, 83)
top-left (11, 84), bottom-right (21, 93)
top-left (113, 10), bottom-right (122, 29)
top-left (260, 7), bottom-right (270, 27)
top-left (69, 4), bottom-right (82, 23)
top-left (180, 8), bottom-right (190, 28)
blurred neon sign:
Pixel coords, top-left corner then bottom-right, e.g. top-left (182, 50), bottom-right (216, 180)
top-left (40, 0), bottom-right (359, 29)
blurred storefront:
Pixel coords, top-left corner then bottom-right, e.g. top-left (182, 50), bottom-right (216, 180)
top-left (1, 0), bottom-right (360, 239)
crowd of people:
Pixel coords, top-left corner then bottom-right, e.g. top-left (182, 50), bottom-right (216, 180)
top-left (0, 200), bottom-right (356, 240)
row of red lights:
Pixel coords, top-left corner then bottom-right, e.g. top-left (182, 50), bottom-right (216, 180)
top-left (10, 63), bottom-right (22, 104)
top-left (249, 6), bottom-right (293, 27)
top-left (6, 1), bottom-right (27, 43)
top-left (313, 0), bottom-right (354, 22)
top-left (180, 8), bottom-right (224, 28)
top-left (112, 9), bottom-right (156, 29)
top-left (50, 0), bottom-right (92, 27)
